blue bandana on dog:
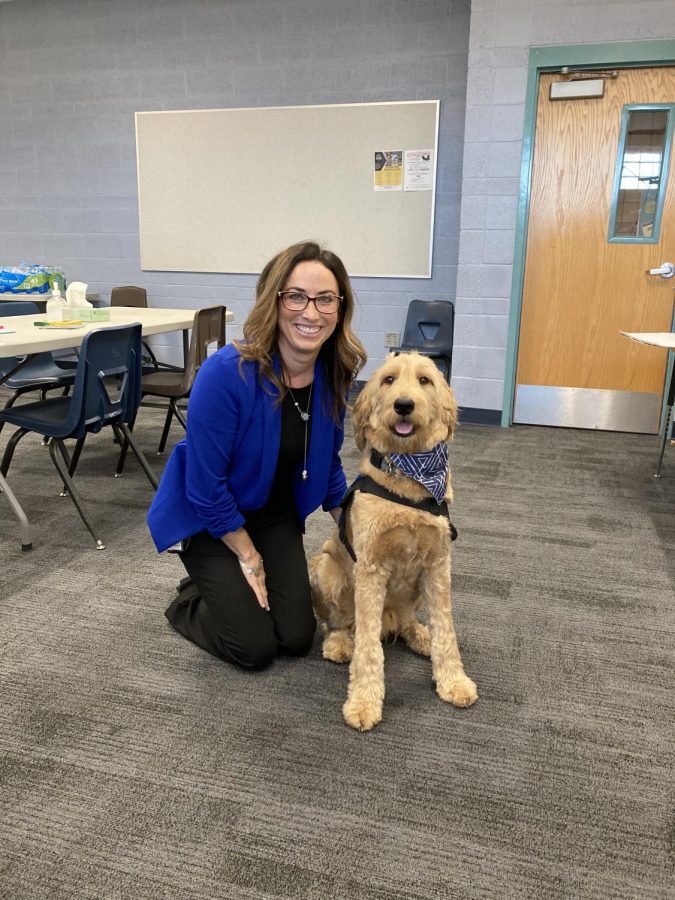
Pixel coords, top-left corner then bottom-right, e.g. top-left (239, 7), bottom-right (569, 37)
top-left (388, 442), bottom-right (449, 505)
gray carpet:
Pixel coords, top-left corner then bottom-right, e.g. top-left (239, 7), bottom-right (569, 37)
top-left (0, 406), bottom-right (673, 899)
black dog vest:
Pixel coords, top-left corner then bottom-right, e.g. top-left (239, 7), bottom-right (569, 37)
top-left (338, 473), bottom-right (458, 563)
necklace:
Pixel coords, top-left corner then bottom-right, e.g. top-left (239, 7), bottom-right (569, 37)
top-left (286, 382), bottom-right (313, 481)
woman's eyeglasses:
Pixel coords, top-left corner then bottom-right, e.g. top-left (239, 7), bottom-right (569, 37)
top-left (278, 291), bottom-right (342, 313)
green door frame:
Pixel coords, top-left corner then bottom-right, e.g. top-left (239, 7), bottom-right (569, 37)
top-left (502, 40), bottom-right (675, 428)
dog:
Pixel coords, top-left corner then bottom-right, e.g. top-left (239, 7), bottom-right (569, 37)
top-left (309, 352), bottom-right (477, 731)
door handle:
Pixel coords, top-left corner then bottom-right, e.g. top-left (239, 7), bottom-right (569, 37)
top-left (647, 262), bottom-right (675, 278)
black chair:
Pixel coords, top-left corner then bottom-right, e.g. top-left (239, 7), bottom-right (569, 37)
top-left (111, 285), bottom-right (183, 373)
top-left (116, 305), bottom-right (226, 473)
top-left (0, 301), bottom-right (76, 434)
top-left (0, 323), bottom-right (158, 550)
top-left (393, 299), bottom-right (455, 381)
top-left (110, 285), bottom-right (148, 308)
top-left (55, 285), bottom-right (162, 373)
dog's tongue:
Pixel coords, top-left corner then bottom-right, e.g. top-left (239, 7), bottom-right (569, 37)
top-left (395, 421), bottom-right (414, 435)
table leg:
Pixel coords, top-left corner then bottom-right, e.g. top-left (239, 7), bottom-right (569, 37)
top-left (0, 471), bottom-right (32, 550)
top-left (182, 328), bottom-right (189, 366)
top-left (655, 350), bottom-right (675, 478)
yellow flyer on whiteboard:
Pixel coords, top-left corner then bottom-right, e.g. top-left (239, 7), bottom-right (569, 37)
top-left (374, 150), bottom-right (403, 191)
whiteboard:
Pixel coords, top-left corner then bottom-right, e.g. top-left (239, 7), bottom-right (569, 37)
top-left (135, 100), bottom-right (439, 278)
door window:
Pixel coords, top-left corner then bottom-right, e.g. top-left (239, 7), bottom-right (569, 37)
top-left (609, 104), bottom-right (673, 243)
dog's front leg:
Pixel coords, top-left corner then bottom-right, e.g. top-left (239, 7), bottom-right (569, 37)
top-left (343, 564), bottom-right (388, 731)
top-left (422, 562), bottom-right (478, 708)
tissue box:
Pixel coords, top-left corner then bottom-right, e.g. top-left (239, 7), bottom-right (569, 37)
top-left (74, 307), bottom-right (110, 322)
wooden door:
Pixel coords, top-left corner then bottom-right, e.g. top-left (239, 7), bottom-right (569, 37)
top-left (515, 67), bottom-right (675, 432)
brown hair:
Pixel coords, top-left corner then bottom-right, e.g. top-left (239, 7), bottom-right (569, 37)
top-left (234, 241), bottom-right (367, 421)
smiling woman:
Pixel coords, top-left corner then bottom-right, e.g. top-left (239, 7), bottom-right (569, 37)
top-left (275, 262), bottom-right (340, 379)
top-left (147, 240), bottom-right (366, 673)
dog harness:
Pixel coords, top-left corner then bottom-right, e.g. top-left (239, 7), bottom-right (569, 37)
top-left (338, 461), bottom-right (458, 563)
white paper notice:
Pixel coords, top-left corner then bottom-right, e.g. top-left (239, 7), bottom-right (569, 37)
top-left (404, 149), bottom-right (434, 191)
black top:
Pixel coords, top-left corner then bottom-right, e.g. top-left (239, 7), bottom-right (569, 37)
top-left (245, 383), bottom-right (312, 532)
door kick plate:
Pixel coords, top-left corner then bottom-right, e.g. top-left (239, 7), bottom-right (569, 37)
top-left (514, 385), bottom-right (660, 433)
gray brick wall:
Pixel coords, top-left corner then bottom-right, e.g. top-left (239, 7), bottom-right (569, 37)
top-left (4, 0), bottom-right (671, 411)
top-left (0, 0), bottom-right (470, 385)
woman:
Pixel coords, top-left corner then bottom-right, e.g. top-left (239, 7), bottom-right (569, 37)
top-left (147, 241), bottom-right (366, 670)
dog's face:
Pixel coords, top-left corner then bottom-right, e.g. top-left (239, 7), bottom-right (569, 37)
top-left (352, 352), bottom-right (458, 454)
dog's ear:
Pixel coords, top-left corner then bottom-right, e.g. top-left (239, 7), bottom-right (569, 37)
top-left (440, 378), bottom-right (459, 440)
top-left (351, 378), bottom-right (375, 451)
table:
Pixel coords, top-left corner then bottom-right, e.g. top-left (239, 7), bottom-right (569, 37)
top-left (0, 292), bottom-right (101, 312)
top-left (0, 305), bottom-right (233, 549)
top-left (0, 305), bottom-right (223, 357)
top-left (621, 331), bottom-right (675, 477)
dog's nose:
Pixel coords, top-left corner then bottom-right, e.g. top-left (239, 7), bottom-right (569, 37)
top-left (394, 398), bottom-right (415, 416)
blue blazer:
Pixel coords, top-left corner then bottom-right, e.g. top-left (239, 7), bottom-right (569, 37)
top-left (147, 344), bottom-right (347, 552)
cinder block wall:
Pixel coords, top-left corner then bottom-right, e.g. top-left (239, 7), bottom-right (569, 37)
top-left (0, 0), bottom-right (471, 394)
top-left (457, 0), bottom-right (675, 413)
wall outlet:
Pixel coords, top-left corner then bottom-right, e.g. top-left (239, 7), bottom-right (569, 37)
top-left (384, 331), bottom-right (400, 348)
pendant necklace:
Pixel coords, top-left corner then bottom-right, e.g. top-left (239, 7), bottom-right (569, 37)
top-left (286, 381), bottom-right (313, 481)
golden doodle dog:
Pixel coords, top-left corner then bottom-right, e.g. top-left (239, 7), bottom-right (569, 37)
top-left (309, 351), bottom-right (478, 731)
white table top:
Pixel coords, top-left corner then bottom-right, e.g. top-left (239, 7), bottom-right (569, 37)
top-left (0, 306), bottom-right (232, 356)
top-left (621, 331), bottom-right (675, 350)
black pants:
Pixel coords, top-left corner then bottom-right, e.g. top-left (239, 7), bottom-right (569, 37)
top-left (165, 523), bottom-right (316, 670)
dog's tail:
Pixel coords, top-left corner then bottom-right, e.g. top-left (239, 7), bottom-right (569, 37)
top-left (381, 608), bottom-right (401, 642)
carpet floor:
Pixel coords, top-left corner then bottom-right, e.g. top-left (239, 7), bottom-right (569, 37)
top-left (0, 406), bottom-right (673, 899)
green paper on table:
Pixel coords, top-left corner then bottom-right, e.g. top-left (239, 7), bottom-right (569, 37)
top-left (74, 306), bottom-right (110, 322)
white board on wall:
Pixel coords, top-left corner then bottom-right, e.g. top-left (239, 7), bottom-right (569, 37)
top-left (135, 100), bottom-right (439, 278)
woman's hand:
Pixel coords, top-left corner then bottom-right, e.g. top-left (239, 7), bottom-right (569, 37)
top-left (238, 551), bottom-right (269, 611)
top-left (221, 528), bottom-right (269, 611)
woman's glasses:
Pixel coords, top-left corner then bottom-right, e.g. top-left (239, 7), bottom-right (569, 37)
top-left (278, 291), bottom-right (342, 313)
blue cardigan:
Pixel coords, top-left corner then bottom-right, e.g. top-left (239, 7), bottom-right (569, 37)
top-left (147, 344), bottom-right (347, 552)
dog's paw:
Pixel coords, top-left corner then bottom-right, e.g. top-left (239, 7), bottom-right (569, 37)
top-left (436, 675), bottom-right (478, 708)
top-left (402, 622), bottom-right (432, 657)
top-left (322, 630), bottom-right (353, 663)
top-left (343, 697), bottom-right (382, 731)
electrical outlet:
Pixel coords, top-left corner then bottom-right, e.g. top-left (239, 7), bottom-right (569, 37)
top-left (384, 331), bottom-right (400, 348)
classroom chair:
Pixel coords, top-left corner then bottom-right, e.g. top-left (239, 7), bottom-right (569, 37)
top-left (0, 301), bottom-right (76, 435)
top-left (0, 323), bottom-right (158, 550)
top-left (393, 299), bottom-right (455, 382)
top-left (115, 305), bottom-right (227, 474)
top-left (112, 285), bottom-right (166, 372)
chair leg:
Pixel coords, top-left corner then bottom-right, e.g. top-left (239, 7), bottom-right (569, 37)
top-left (49, 438), bottom-right (105, 550)
top-left (59, 437), bottom-right (86, 496)
top-left (113, 422), bottom-right (159, 490)
top-left (655, 403), bottom-right (673, 478)
top-left (0, 471), bottom-right (32, 551)
top-left (1, 427), bottom-right (30, 477)
top-left (0, 388), bottom-right (32, 437)
top-left (115, 410), bottom-right (137, 477)
top-left (157, 404), bottom-right (176, 455)
top-left (173, 399), bottom-right (187, 430)
top-left (142, 339), bottom-right (160, 370)
top-left (68, 437), bottom-right (86, 477)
